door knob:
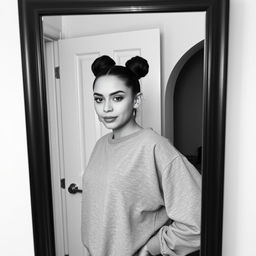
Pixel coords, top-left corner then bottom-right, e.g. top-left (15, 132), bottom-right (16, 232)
top-left (68, 183), bottom-right (83, 194)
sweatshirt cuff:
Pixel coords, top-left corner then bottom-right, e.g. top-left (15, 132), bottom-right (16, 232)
top-left (146, 231), bottom-right (161, 255)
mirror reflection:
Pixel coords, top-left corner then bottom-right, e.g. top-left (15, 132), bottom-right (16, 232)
top-left (42, 12), bottom-right (205, 256)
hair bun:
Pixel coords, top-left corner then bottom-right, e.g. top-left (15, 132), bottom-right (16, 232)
top-left (125, 56), bottom-right (149, 79)
top-left (91, 55), bottom-right (115, 77)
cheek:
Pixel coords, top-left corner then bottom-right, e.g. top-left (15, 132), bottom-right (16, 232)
top-left (94, 103), bottom-right (101, 114)
top-left (118, 101), bottom-right (134, 115)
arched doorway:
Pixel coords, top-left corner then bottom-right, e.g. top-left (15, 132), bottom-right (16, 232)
top-left (165, 40), bottom-right (204, 171)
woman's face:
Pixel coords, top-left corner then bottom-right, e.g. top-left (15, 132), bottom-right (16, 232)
top-left (93, 75), bottom-right (137, 131)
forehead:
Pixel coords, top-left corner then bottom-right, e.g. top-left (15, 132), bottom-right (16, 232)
top-left (93, 75), bottom-right (131, 94)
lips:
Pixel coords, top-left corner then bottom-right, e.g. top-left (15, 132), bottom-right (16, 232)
top-left (103, 117), bottom-right (117, 123)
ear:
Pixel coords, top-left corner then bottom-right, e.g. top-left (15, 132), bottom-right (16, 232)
top-left (133, 92), bottom-right (143, 109)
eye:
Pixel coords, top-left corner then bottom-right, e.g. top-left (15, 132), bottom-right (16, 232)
top-left (113, 96), bottom-right (123, 102)
top-left (94, 97), bottom-right (103, 103)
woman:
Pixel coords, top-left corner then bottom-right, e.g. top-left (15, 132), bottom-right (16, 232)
top-left (81, 55), bottom-right (201, 256)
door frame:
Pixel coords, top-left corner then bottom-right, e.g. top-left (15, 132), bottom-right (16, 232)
top-left (18, 1), bottom-right (229, 256)
top-left (44, 38), bottom-right (69, 256)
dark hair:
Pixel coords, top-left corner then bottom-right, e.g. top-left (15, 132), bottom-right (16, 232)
top-left (91, 55), bottom-right (149, 96)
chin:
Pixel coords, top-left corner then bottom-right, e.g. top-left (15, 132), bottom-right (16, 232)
top-left (102, 122), bottom-right (118, 129)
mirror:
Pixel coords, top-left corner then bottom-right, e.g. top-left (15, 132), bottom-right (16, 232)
top-left (43, 12), bottom-right (204, 256)
top-left (17, 1), bottom-right (229, 256)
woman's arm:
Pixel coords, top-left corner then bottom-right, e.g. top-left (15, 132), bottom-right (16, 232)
top-left (146, 156), bottom-right (201, 256)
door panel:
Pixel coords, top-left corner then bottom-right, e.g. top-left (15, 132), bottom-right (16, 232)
top-left (58, 29), bottom-right (161, 256)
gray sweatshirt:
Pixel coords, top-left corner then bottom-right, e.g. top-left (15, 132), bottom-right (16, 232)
top-left (81, 128), bottom-right (201, 256)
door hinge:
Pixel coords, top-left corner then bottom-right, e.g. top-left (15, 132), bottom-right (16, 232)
top-left (55, 66), bottom-right (60, 79)
top-left (60, 178), bottom-right (65, 189)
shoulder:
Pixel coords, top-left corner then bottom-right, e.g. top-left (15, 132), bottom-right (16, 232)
top-left (90, 132), bottom-right (110, 154)
top-left (143, 128), bottom-right (177, 150)
top-left (97, 132), bottom-right (110, 144)
top-left (95, 132), bottom-right (113, 148)
top-left (139, 128), bottom-right (167, 144)
top-left (141, 128), bottom-right (180, 164)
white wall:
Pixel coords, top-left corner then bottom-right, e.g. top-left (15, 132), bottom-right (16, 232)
top-left (42, 16), bottom-right (62, 40)
top-left (0, 0), bottom-right (34, 255)
top-left (1, 0), bottom-right (256, 255)
top-left (43, 16), bottom-right (62, 31)
top-left (222, 0), bottom-right (256, 255)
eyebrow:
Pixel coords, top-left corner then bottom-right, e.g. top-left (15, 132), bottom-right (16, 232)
top-left (93, 90), bottom-right (125, 96)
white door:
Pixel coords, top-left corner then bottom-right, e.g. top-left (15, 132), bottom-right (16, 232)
top-left (57, 29), bottom-right (161, 256)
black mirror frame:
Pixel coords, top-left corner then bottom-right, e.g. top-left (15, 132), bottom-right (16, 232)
top-left (17, 0), bottom-right (229, 255)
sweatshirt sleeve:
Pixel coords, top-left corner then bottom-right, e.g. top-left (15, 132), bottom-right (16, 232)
top-left (147, 155), bottom-right (201, 256)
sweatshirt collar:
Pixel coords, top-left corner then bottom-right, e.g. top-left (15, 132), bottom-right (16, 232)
top-left (108, 127), bottom-right (151, 144)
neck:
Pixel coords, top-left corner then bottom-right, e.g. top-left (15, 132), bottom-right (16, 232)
top-left (112, 119), bottom-right (142, 139)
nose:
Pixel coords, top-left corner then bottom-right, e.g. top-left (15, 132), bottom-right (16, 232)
top-left (103, 99), bottom-right (113, 112)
